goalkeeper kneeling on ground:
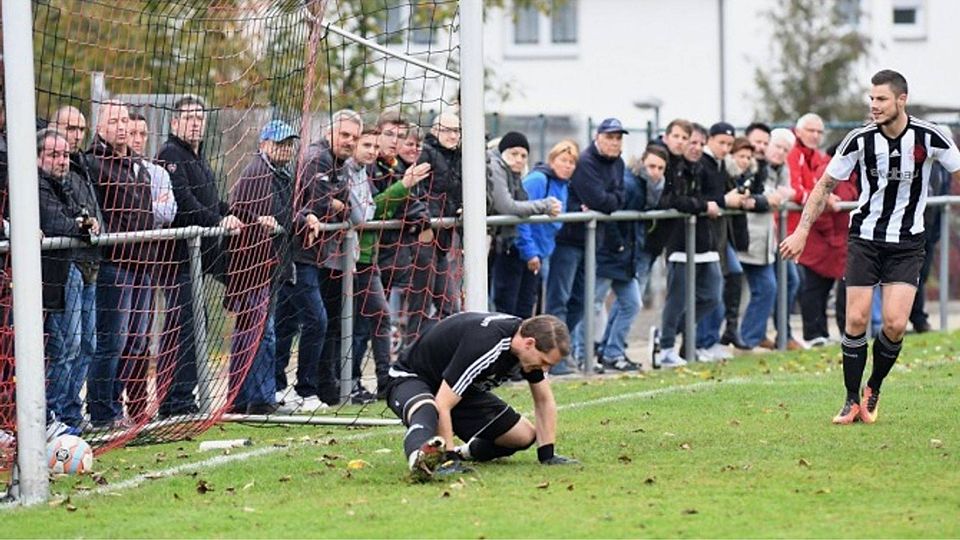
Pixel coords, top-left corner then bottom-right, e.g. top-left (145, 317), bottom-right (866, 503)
top-left (385, 312), bottom-right (579, 482)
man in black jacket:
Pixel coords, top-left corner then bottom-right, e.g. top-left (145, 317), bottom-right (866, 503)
top-left (544, 118), bottom-right (627, 375)
top-left (274, 109), bottom-right (358, 409)
top-left (156, 95), bottom-right (241, 418)
top-left (37, 129), bottom-right (98, 431)
top-left (653, 122), bottom-right (742, 368)
top-left (405, 112), bottom-right (463, 345)
top-left (84, 100), bottom-right (156, 429)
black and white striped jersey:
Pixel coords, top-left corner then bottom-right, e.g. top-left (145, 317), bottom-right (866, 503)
top-left (389, 312), bottom-right (537, 396)
top-left (826, 116), bottom-right (960, 244)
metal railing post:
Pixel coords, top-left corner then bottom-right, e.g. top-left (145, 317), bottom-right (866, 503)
top-left (583, 218), bottom-right (598, 374)
top-left (939, 203), bottom-right (950, 331)
top-left (340, 230), bottom-right (357, 403)
top-left (684, 215), bottom-right (697, 362)
top-left (776, 207), bottom-right (788, 350)
top-left (187, 233), bottom-right (213, 414)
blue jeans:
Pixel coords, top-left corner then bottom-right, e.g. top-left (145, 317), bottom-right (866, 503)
top-left (59, 264), bottom-right (97, 426)
top-left (660, 261), bottom-right (722, 350)
top-left (697, 244), bottom-right (743, 349)
top-left (596, 277), bottom-right (641, 360)
top-left (87, 264), bottom-right (148, 424)
top-left (44, 310), bottom-right (68, 422)
top-left (351, 264), bottom-right (391, 391)
top-left (116, 280), bottom-right (153, 420)
top-left (773, 260), bottom-right (800, 340)
top-left (741, 263), bottom-right (777, 348)
top-left (157, 270), bottom-right (199, 415)
top-left (545, 243), bottom-right (585, 335)
top-left (274, 263), bottom-right (328, 398)
top-left (229, 286), bottom-right (276, 408)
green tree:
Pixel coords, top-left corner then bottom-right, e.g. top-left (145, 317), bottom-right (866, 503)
top-left (754, 0), bottom-right (871, 123)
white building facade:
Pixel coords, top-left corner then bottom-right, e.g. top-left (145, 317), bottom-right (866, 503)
top-left (480, 0), bottom-right (960, 157)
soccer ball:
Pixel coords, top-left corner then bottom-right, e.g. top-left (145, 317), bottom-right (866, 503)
top-left (46, 434), bottom-right (94, 474)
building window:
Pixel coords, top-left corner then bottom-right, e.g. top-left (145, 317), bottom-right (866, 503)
top-left (514, 5), bottom-right (540, 44)
top-left (507, 0), bottom-right (578, 58)
top-left (891, 0), bottom-right (926, 40)
top-left (551, 0), bottom-right (577, 43)
top-left (376, 1), bottom-right (436, 46)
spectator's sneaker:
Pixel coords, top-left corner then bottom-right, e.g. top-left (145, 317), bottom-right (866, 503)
top-left (657, 349), bottom-right (687, 369)
top-left (807, 336), bottom-right (830, 348)
top-left (695, 348), bottom-right (718, 363)
top-left (787, 338), bottom-right (807, 351)
top-left (604, 357), bottom-right (640, 372)
top-left (350, 387), bottom-right (377, 405)
top-left (705, 343), bottom-right (733, 360)
top-left (46, 419), bottom-right (81, 442)
top-left (649, 326), bottom-right (661, 369)
top-left (0, 429), bottom-right (15, 449)
top-left (831, 399), bottom-right (861, 425)
top-left (859, 386), bottom-right (880, 424)
top-left (277, 394), bottom-right (329, 414)
top-left (408, 436), bottom-right (446, 483)
top-left (758, 338), bottom-right (776, 350)
top-left (246, 402), bottom-right (280, 415)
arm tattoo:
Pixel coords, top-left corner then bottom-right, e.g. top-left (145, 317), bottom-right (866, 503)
top-left (798, 176), bottom-right (837, 232)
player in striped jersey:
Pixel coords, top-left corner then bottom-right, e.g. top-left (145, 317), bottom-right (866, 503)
top-left (385, 312), bottom-right (578, 481)
top-left (780, 70), bottom-right (960, 425)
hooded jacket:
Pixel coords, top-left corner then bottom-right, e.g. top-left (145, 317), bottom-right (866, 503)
top-left (416, 133), bottom-right (462, 251)
top-left (38, 168), bottom-right (90, 309)
top-left (485, 148), bottom-right (555, 253)
top-left (657, 150), bottom-right (725, 260)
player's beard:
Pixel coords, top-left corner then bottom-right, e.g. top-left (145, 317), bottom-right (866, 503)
top-left (875, 104), bottom-right (902, 127)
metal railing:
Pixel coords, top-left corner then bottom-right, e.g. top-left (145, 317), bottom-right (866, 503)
top-left (4, 196), bottom-right (958, 386)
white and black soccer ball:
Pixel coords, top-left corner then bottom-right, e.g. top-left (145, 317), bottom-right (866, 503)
top-left (46, 434), bottom-right (94, 474)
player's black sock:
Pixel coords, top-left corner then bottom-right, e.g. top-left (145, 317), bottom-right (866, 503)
top-left (841, 331), bottom-right (868, 403)
top-left (867, 330), bottom-right (902, 393)
top-left (403, 402), bottom-right (438, 461)
top-left (466, 437), bottom-right (532, 462)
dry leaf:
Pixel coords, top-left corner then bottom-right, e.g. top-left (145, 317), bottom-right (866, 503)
top-left (566, 484), bottom-right (575, 491)
top-left (679, 443), bottom-right (691, 450)
top-left (347, 459), bottom-right (370, 470)
top-left (618, 455), bottom-right (632, 464)
top-left (816, 487), bottom-right (831, 494)
top-left (682, 508), bottom-right (698, 515)
top-left (278, 475), bottom-right (292, 482)
top-left (644, 477), bottom-right (656, 485)
top-left (196, 480), bottom-right (213, 494)
top-left (536, 481), bottom-right (549, 489)
top-left (440, 491), bottom-right (450, 498)
top-left (930, 439), bottom-right (944, 448)
top-left (243, 507), bottom-right (256, 513)
top-left (65, 504), bottom-right (78, 512)
top-left (798, 458), bottom-right (811, 467)
top-left (242, 481), bottom-right (255, 491)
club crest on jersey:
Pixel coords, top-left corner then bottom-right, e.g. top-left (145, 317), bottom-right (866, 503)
top-left (912, 145), bottom-right (927, 163)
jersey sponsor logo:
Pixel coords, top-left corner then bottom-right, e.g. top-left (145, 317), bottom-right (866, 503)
top-left (870, 167), bottom-right (914, 181)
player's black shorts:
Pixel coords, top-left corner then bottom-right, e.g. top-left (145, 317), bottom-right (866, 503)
top-left (845, 236), bottom-right (925, 287)
top-left (386, 377), bottom-right (522, 442)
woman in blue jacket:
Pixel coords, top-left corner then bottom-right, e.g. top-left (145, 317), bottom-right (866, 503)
top-left (513, 140), bottom-right (579, 318)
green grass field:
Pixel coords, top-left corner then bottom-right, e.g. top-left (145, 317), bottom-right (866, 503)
top-left (4, 331), bottom-right (959, 538)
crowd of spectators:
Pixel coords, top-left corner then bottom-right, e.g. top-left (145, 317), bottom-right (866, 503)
top-left (0, 96), bottom-right (954, 441)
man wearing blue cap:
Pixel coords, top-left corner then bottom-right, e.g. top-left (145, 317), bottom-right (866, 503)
top-left (225, 119), bottom-right (299, 414)
top-left (546, 118), bottom-right (627, 374)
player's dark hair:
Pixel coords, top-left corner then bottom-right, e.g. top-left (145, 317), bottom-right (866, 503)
top-left (519, 315), bottom-right (571, 357)
top-left (744, 122), bottom-right (771, 137)
top-left (871, 70), bottom-right (908, 96)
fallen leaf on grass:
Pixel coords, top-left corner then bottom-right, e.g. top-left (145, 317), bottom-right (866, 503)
top-left (242, 481), bottom-right (255, 491)
top-left (144, 473), bottom-right (165, 480)
top-left (65, 503), bottom-right (77, 512)
top-left (815, 487), bottom-right (831, 494)
top-left (567, 484), bottom-right (575, 491)
top-left (243, 507), bottom-right (256, 513)
top-left (617, 455), bottom-right (632, 464)
top-left (682, 508), bottom-right (698, 515)
top-left (347, 459), bottom-right (370, 470)
top-left (373, 448), bottom-right (392, 454)
top-left (798, 458), bottom-right (811, 467)
top-left (196, 480), bottom-right (213, 494)
top-left (535, 481), bottom-right (549, 489)
top-left (173, 493), bottom-right (181, 501)
top-left (48, 496), bottom-right (69, 508)
top-left (440, 491), bottom-right (450, 498)
top-left (278, 475), bottom-right (292, 482)
top-left (644, 477), bottom-right (656, 485)
top-left (679, 443), bottom-right (691, 451)
top-left (930, 439), bottom-right (944, 449)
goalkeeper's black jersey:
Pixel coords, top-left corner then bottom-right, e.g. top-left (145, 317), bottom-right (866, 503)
top-left (390, 312), bottom-right (539, 396)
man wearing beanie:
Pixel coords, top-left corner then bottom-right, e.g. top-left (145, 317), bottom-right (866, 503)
top-left (487, 131), bottom-right (561, 317)
top-left (546, 118), bottom-right (627, 375)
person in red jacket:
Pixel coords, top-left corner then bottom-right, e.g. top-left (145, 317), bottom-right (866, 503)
top-left (796, 140), bottom-right (858, 347)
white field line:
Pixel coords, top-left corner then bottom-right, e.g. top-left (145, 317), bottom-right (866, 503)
top-left (5, 356), bottom-right (955, 509)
